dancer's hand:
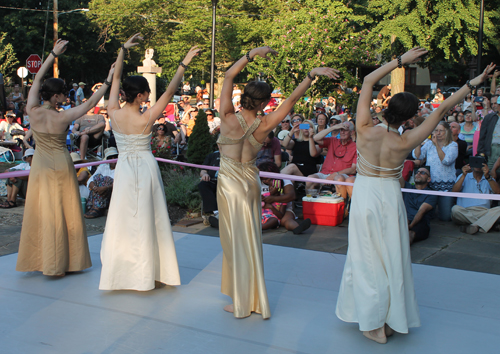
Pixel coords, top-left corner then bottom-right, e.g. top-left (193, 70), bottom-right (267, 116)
top-left (471, 63), bottom-right (497, 87)
top-left (489, 70), bottom-right (500, 79)
top-left (123, 33), bottom-right (143, 49)
top-left (106, 62), bottom-right (116, 81)
top-left (310, 67), bottom-right (341, 80)
top-left (53, 39), bottom-right (69, 56)
top-left (182, 46), bottom-right (202, 66)
top-left (401, 47), bottom-right (428, 65)
top-left (250, 46), bottom-right (278, 60)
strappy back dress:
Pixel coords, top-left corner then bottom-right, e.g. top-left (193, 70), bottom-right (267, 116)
top-left (216, 112), bottom-right (271, 319)
top-left (99, 112), bottom-right (180, 290)
top-left (336, 124), bottom-right (420, 333)
top-left (16, 129), bottom-right (92, 275)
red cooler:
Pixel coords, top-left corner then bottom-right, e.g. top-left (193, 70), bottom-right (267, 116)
top-left (302, 196), bottom-right (344, 226)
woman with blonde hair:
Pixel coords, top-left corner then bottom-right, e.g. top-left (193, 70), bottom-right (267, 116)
top-left (413, 121), bottom-right (458, 221)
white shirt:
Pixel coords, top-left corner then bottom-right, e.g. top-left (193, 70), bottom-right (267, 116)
top-left (9, 162), bottom-right (30, 172)
top-left (87, 163), bottom-right (115, 187)
top-left (0, 121), bottom-right (23, 140)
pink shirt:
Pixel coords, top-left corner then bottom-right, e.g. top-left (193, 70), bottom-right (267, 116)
top-left (319, 137), bottom-right (357, 175)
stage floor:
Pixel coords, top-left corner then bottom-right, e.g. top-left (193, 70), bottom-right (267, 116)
top-left (1, 232), bottom-right (499, 354)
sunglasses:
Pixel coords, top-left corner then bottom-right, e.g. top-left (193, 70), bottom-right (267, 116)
top-left (157, 128), bottom-right (164, 131)
top-left (206, 114), bottom-right (213, 116)
top-left (291, 119), bottom-right (302, 123)
top-left (282, 120), bottom-right (290, 123)
top-left (416, 170), bottom-right (429, 176)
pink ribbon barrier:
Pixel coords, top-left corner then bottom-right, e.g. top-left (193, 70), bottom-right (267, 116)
top-left (2, 156), bottom-right (500, 201)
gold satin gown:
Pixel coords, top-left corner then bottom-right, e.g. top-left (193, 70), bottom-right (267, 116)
top-left (16, 130), bottom-right (92, 276)
top-left (216, 113), bottom-right (271, 319)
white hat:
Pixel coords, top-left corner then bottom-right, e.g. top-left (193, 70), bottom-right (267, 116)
top-left (70, 152), bottom-right (83, 163)
top-left (104, 147), bottom-right (118, 160)
top-left (22, 148), bottom-right (35, 161)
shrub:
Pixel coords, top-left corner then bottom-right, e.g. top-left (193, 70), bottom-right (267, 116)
top-left (186, 109), bottom-right (215, 165)
top-left (162, 168), bottom-right (202, 213)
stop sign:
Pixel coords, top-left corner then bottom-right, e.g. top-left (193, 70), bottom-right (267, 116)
top-left (26, 54), bottom-right (42, 74)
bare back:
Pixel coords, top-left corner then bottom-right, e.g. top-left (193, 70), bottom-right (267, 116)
top-left (28, 106), bottom-right (74, 134)
top-left (109, 106), bottom-right (156, 135)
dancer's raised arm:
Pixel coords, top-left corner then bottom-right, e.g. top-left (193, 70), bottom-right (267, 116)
top-left (26, 39), bottom-right (68, 111)
top-left (149, 46), bottom-right (200, 120)
top-left (403, 63), bottom-right (495, 150)
top-left (108, 33), bottom-right (143, 112)
top-left (356, 47), bottom-right (428, 132)
top-left (219, 46), bottom-right (278, 118)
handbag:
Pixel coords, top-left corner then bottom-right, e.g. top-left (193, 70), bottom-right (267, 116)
top-left (0, 146), bottom-right (15, 163)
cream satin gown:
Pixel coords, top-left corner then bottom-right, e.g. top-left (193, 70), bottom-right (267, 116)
top-left (99, 121), bottom-right (180, 291)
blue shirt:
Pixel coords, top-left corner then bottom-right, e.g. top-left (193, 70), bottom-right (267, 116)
top-left (456, 173), bottom-right (492, 209)
top-left (403, 182), bottom-right (438, 226)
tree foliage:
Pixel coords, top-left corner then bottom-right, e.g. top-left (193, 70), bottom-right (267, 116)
top-left (0, 33), bottom-right (19, 80)
top-left (186, 109), bottom-right (215, 164)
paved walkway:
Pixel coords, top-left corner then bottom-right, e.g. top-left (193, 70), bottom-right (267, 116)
top-left (1, 232), bottom-right (499, 353)
top-left (2, 203), bottom-right (500, 275)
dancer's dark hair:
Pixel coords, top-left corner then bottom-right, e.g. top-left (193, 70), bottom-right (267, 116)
top-left (122, 76), bottom-right (151, 103)
top-left (384, 92), bottom-right (420, 127)
top-left (257, 161), bottom-right (280, 174)
top-left (40, 78), bottom-right (67, 101)
top-left (240, 81), bottom-right (272, 110)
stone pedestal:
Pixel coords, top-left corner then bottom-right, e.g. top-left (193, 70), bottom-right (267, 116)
top-left (138, 66), bottom-right (162, 105)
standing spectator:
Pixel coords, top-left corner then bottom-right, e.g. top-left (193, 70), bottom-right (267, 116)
top-left (451, 161), bottom-right (500, 234)
top-left (69, 83), bottom-right (78, 103)
top-left (182, 81), bottom-right (191, 95)
top-left (92, 83), bottom-right (105, 110)
top-left (413, 122), bottom-right (458, 221)
top-left (75, 82), bottom-right (86, 106)
top-left (474, 88), bottom-right (484, 110)
top-left (400, 167), bottom-right (438, 244)
top-left (84, 147), bottom-right (118, 218)
top-left (0, 149), bottom-right (34, 208)
top-left (449, 121), bottom-right (468, 173)
top-left (477, 94), bottom-right (500, 171)
top-left (206, 109), bottom-right (220, 134)
top-left (433, 88), bottom-right (444, 103)
top-left (462, 93), bottom-right (473, 112)
top-left (256, 131), bottom-right (282, 167)
top-left (199, 151), bottom-right (221, 225)
top-left (377, 84), bottom-right (391, 107)
top-left (456, 111), bottom-right (465, 124)
top-left (459, 108), bottom-right (478, 151)
top-left (7, 84), bottom-right (24, 110)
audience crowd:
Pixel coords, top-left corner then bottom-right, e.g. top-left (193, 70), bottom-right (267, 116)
top-left (2, 77), bottom-right (500, 241)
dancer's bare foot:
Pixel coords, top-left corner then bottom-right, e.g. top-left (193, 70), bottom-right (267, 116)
top-left (224, 304), bottom-right (234, 313)
top-left (363, 327), bottom-right (387, 344)
top-left (384, 324), bottom-right (395, 337)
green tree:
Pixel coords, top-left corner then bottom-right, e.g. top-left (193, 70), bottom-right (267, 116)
top-left (0, 33), bottom-right (19, 79)
top-left (365, 0), bottom-right (500, 92)
top-left (247, 0), bottom-right (378, 116)
top-left (186, 109), bottom-right (215, 164)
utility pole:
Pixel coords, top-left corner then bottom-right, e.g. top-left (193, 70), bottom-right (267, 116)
top-left (209, 0), bottom-right (218, 109)
top-left (53, 0), bottom-right (59, 78)
top-left (477, 0), bottom-right (485, 84)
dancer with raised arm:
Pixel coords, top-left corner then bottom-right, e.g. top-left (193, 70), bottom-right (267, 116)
top-left (218, 46), bottom-right (339, 318)
top-left (16, 39), bottom-right (115, 276)
top-left (99, 34), bottom-right (200, 291)
top-left (335, 47), bottom-right (495, 343)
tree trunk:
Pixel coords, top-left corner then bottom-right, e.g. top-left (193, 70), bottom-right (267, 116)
top-left (390, 35), bottom-right (405, 95)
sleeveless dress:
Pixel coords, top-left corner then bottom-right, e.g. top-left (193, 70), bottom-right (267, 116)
top-left (99, 114), bottom-right (180, 291)
top-left (336, 125), bottom-right (420, 333)
top-left (216, 112), bottom-right (271, 319)
top-left (16, 129), bottom-right (92, 275)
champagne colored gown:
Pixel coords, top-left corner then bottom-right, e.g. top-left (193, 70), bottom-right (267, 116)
top-left (216, 113), bottom-right (271, 319)
top-left (336, 146), bottom-right (420, 333)
top-left (16, 129), bottom-right (92, 275)
top-left (99, 116), bottom-right (180, 291)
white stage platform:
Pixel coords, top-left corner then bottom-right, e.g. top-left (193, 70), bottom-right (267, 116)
top-left (1, 232), bottom-right (499, 354)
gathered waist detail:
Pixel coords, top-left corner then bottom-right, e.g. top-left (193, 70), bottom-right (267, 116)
top-left (220, 153), bottom-right (257, 167)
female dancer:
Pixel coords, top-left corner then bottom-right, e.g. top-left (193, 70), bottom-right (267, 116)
top-left (16, 39), bottom-right (115, 276)
top-left (217, 46), bottom-right (338, 318)
top-left (335, 47), bottom-right (495, 343)
top-left (99, 34), bottom-right (200, 291)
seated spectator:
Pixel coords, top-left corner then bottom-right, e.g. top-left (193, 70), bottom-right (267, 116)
top-left (84, 147), bottom-right (118, 219)
top-left (400, 167), bottom-right (438, 244)
top-left (201, 98), bottom-right (210, 110)
top-left (152, 122), bottom-right (180, 148)
top-left (0, 110), bottom-right (24, 141)
top-left (256, 131), bottom-right (282, 167)
top-left (315, 113), bottom-right (329, 135)
top-left (451, 160), bottom-right (500, 234)
top-left (459, 109), bottom-right (478, 149)
top-left (198, 151), bottom-right (221, 226)
top-left (70, 152), bottom-right (91, 200)
top-left (281, 120), bottom-right (322, 177)
top-left (72, 108), bottom-right (106, 160)
top-left (259, 162), bottom-right (311, 234)
top-left (0, 149), bottom-right (34, 208)
top-left (413, 122), bottom-right (458, 221)
top-left (205, 109), bottom-right (221, 134)
top-left (180, 107), bottom-right (198, 141)
top-left (308, 121), bottom-right (357, 200)
top-left (276, 115), bottom-right (291, 141)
